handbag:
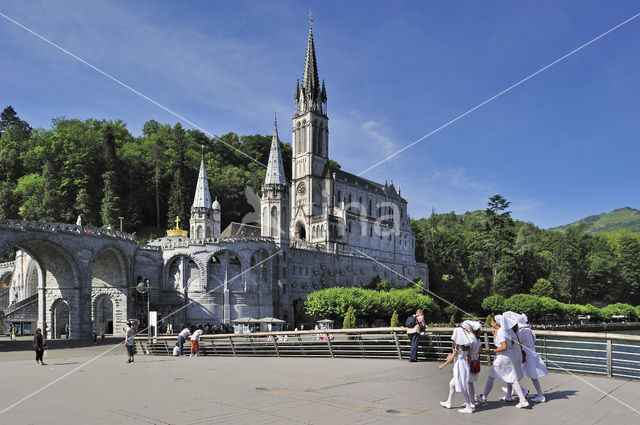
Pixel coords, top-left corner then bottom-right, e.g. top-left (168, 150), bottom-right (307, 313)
top-left (43, 350), bottom-right (48, 358)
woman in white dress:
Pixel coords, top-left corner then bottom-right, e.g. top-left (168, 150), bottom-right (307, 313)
top-left (507, 313), bottom-right (548, 403)
top-left (476, 314), bottom-right (529, 408)
top-left (462, 320), bottom-right (483, 406)
top-left (438, 326), bottom-right (475, 413)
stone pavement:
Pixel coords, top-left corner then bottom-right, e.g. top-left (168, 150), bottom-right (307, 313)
top-left (0, 343), bottom-right (639, 425)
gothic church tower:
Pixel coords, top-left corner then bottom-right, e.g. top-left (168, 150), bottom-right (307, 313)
top-left (190, 155), bottom-right (221, 239)
top-left (291, 19), bottom-right (329, 241)
top-left (261, 119), bottom-right (289, 246)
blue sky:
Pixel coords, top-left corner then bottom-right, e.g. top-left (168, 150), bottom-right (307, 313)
top-left (1, 1), bottom-right (638, 228)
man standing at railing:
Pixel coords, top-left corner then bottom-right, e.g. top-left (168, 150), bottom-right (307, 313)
top-left (407, 309), bottom-right (426, 362)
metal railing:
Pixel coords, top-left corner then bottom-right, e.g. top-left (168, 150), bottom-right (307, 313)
top-left (134, 327), bottom-right (640, 381)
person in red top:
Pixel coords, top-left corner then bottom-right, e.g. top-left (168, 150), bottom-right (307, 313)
top-left (406, 309), bottom-right (426, 362)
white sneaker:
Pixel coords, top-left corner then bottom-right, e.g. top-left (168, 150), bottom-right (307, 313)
top-left (439, 401), bottom-right (452, 409)
top-left (531, 395), bottom-right (546, 403)
top-left (468, 402), bottom-right (476, 409)
top-left (502, 386), bottom-right (528, 398)
top-left (457, 406), bottom-right (474, 414)
top-left (500, 396), bottom-right (514, 402)
top-left (515, 400), bottom-right (530, 408)
top-left (474, 394), bottom-right (487, 404)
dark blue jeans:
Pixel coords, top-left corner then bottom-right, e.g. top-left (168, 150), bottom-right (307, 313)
top-left (177, 335), bottom-right (184, 355)
top-left (409, 332), bottom-right (420, 361)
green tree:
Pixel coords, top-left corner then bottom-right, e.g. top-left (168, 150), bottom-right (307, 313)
top-left (530, 278), bottom-right (554, 298)
top-left (390, 310), bottom-right (400, 327)
top-left (342, 306), bottom-right (356, 329)
top-left (100, 171), bottom-right (120, 228)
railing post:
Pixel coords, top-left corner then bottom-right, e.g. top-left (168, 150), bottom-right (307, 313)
top-left (358, 332), bottom-right (366, 358)
top-left (229, 336), bottom-right (237, 357)
top-left (250, 336), bottom-right (256, 355)
top-left (606, 339), bottom-right (613, 377)
top-left (393, 331), bottom-right (402, 359)
top-left (325, 333), bottom-right (334, 358)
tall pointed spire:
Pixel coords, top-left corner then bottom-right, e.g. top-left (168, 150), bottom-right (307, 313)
top-left (264, 117), bottom-right (286, 186)
top-left (192, 155), bottom-right (212, 208)
top-left (295, 16), bottom-right (326, 115)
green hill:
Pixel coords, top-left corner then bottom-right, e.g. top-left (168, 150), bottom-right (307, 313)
top-left (553, 207), bottom-right (640, 234)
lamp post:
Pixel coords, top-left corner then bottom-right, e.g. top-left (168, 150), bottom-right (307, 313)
top-left (118, 216), bottom-right (124, 232)
top-left (135, 277), bottom-right (150, 336)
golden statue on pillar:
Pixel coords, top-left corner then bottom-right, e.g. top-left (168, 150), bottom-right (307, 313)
top-left (166, 215), bottom-right (188, 237)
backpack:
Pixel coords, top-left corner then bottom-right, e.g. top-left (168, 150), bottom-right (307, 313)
top-left (405, 315), bottom-right (417, 328)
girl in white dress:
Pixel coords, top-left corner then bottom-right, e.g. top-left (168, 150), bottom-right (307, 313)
top-left (462, 320), bottom-right (483, 407)
top-left (476, 314), bottom-right (529, 408)
top-left (505, 313), bottom-right (548, 403)
top-left (439, 327), bottom-right (475, 413)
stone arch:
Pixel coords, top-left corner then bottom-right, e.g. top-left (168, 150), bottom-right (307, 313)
top-left (92, 293), bottom-right (115, 334)
top-left (50, 298), bottom-right (70, 339)
top-left (0, 238), bottom-right (81, 291)
top-left (294, 221), bottom-right (306, 241)
top-left (196, 225), bottom-right (203, 239)
top-left (207, 249), bottom-right (244, 293)
top-left (165, 254), bottom-right (203, 292)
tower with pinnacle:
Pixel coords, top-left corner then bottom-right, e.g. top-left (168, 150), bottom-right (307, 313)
top-left (291, 17), bottom-right (329, 241)
top-left (190, 154), bottom-right (221, 239)
top-left (261, 118), bottom-right (289, 246)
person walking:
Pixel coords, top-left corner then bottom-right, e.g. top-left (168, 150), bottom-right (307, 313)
top-left (177, 326), bottom-right (191, 356)
top-left (503, 313), bottom-right (548, 403)
top-left (438, 325), bottom-right (475, 413)
top-left (33, 328), bottom-right (47, 366)
top-left (64, 323), bottom-right (70, 339)
top-left (11, 325), bottom-right (18, 341)
top-left (406, 309), bottom-right (426, 362)
top-left (99, 328), bottom-right (105, 344)
top-left (462, 320), bottom-right (483, 406)
top-left (475, 315), bottom-right (529, 408)
top-left (123, 322), bottom-right (135, 364)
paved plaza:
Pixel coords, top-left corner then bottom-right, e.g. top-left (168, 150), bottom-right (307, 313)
top-left (1, 337), bottom-right (639, 425)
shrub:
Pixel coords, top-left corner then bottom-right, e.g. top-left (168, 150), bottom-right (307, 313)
top-left (504, 294), bottom-right (542, 318)
top-left (481, 294), bottom-right (506, 314)
top-left (600, 303), bottom-right (638, 320)
top-left (389, 310), bottom-right (400, 327)
top-left (342, 306), bottom-right (356, 329)
top-left (449, 314), bottom-right (456, 327)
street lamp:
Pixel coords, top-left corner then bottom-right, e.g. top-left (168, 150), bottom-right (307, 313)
top-left (136, 277), bottom-right (150, 336)
top-left (118, 216), bottom-right (124, 232)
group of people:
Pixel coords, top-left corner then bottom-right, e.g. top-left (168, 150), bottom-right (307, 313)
top-left (173, 324), bottom-right (204, 357)
top-left (439, 311), bottom-right (548, 413)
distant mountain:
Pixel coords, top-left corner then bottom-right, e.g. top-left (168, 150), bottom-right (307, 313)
top-left (552, 207), bottom-right (640, 234)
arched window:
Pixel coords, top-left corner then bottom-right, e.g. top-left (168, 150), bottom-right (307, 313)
top-left (368, 200), bottom-right (372, 216)
top-left (337, 190), bottom-right (341, 206)
top-left (348, 222), bottom-right (352, 233)
top-left (270, 206), bottom-right (278, 237)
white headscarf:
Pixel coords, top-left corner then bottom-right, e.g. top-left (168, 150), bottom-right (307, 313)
top-left (502, 311), bottom-right (520, 329)
top-left (451, 327), bottom-right (472, 346)
top-left (516, 313), bottom-right (529, 328)
top-left (494, 314), bottom-right (517, 330)
top-left (462, 320), bottom-right (482, 331)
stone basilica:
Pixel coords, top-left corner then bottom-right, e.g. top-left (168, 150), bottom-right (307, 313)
top-left (1, 23), bottom-right (427, 338)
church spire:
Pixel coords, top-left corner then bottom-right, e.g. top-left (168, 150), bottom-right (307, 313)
top-left (296, 17), bottom-right (326, 115)
top-left (264, 117), bottom-right (286, 186)
top-left (192, 155), bottom-right (212, 208)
